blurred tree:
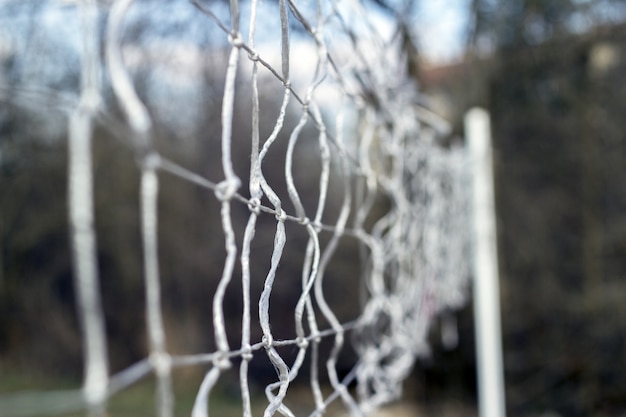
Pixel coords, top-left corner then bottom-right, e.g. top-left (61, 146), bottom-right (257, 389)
top-left (467, 0), bottom-right (626, 52)
top-left (471, 0), bottom-right (575, 48)
top-left (453, 1), bottom-right (626, 414)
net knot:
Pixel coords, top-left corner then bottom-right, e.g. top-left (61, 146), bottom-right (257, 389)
top-left (262, 335), bottom-right (273, 349)
top-left (275, 209), bottom-right (287, 223)
top-left (215, 177), bottom-right (241, 201)
top-left (213, 353), bottom-right (232, 370)
top-left (296, 337), bottom-right (308, 349)
top-left (141, 151), bottom-right (161, 171)
top-left (149, 351), bottom-right (172, 376)
top-left (248, 50), bottom-right (259, 61)
top-left (241, 344), bottom-right (254, 361)
top-left (248, 197), bottom-right (261, 215)
top-left (228, 32), bottom-right (244, 48)
top-left (299, 217), bottom-right (310, 226)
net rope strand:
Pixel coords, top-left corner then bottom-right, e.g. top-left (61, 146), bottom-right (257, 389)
top-left (107, 0), bottom-right (175, 416)
top-left (0, 0), bottom-right (472, 415)
top-left (68, 0), bottom-right (108, 414)
top-left (239, 0), bottom-right (261, 414)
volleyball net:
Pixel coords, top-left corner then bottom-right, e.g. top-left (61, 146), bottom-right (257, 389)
top-left (0, 0), bottom-right (472, 415)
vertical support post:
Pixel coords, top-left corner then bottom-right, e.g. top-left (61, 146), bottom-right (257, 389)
top-left (465, 108), bottom-right (506, 417)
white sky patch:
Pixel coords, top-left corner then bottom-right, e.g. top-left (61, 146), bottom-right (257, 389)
top-left (414, 0), bottom-right (469, 63)
top-left (0, 0), bottom-right (468, 143)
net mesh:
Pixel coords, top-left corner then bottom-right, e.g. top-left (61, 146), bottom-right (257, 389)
top-left (0, 0), bottom-right (471, 416)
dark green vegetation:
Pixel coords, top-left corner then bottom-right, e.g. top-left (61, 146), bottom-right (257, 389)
top-left (418, 2), bottom-right (626, 415)
top-left (491, 29), bottom-right (626, 416)
top-left (0, 366), bottom-right (271, 417)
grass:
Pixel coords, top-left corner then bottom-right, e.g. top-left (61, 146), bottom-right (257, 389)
top-left (0, 366), bottom-right (266, 417)
top-left (0, 365), bottom-right (364, 417)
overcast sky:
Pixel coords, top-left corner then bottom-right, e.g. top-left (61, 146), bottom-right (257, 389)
top-left (414, 0), bottom-right (469, 63)
top-left (0, 0), bottom-right (470, 137)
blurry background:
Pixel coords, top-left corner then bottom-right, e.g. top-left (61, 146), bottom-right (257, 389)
top-left (417, 1), bottom-right (626, 416)
top-left (2, 0), bottom-right (626, 416)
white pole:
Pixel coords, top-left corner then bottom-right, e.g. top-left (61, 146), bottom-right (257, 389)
top-left (465, 108), bottom-right (506, 417)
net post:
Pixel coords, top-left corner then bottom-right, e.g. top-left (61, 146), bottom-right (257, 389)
top-left (465, 108), bottom-right (506, 417)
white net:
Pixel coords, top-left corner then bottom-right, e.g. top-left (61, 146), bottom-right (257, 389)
top-left (0, 0), bottom-right (471, 416)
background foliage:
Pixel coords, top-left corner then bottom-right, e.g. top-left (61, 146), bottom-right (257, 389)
top-left (2, 0), bottom-right (626, 416)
